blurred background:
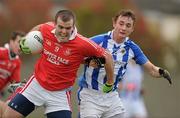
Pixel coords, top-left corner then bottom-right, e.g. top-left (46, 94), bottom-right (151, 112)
top-left (0, 0), bottom-right (180, 118)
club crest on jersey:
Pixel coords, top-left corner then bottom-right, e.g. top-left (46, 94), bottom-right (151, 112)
top-left (120, 48), bottom-right (126, 55)
top-left (46, 40), bottom-right (51, 46)
top-left (64, 48), bottom-right (71, 56)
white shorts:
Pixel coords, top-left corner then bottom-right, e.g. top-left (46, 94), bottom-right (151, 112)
top-left (20, 75), bottom-right (71, 114)
top-left (79, 88), bottom-right (125, 118)
top-left (122, 98), bottom-right (147, 118)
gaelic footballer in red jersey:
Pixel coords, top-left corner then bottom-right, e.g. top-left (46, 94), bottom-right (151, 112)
top-left (0, 31), bottom-right (25, 118)
top-left (5, 10), bottom-right (114, 118)
top-left (0, 31), bottom-right (25, 94)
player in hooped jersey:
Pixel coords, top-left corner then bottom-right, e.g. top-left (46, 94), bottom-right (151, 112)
top-left (78, 10), bottom-right (172, 118)
top-left (2, 10), bottom-right (114, 118)
top-left (0, 31), bottom-right (25, 117)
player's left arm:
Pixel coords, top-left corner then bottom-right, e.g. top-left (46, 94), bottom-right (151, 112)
top-left (132, 43), bottom-right (172, 85)
top-left (143, 61), bottom-right (172, 84)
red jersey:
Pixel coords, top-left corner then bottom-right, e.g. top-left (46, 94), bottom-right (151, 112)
top-left (0, 44), bottom-right (21, 90)
top-left (34, 22), bottom-right (106, 91)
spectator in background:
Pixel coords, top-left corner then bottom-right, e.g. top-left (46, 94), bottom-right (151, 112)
top-left (0, 31), bottom-right (25, 117)
top-left (119, 60), bottom-right (148, 118)
top-left (0, 31), bottom-right (25, 98)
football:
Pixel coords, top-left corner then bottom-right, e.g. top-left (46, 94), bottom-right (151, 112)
top-left (24, 31), bottom-right (43, 54)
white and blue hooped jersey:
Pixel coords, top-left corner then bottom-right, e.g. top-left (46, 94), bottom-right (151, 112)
top-left (78, 31), bottom-right (148, 92)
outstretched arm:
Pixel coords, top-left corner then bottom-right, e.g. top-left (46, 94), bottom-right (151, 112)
top-left (143, 61), bottom-right (172, 84)
top-left (143, 61), bottom-right (160, 78)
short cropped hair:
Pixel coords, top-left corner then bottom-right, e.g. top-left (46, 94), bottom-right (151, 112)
top-left (55, 10), bottom-right (76, 25)
top-left (11, 31), bottom-right (25, 41)
top-left (113, 9), bottom-right (136, 25)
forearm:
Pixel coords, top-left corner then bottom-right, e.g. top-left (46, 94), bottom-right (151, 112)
top-left (104, 51), bottom-right (114, 84)
top-left (143, 61), bottom-right (161, 78)
top-left (143, 61), bottom-right (172, 84)
top-left (149, 65), bottom-right (161, 78)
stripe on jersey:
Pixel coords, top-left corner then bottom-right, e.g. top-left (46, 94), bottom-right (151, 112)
top-left (112, 44), bottom-right (120, 60)
top-left (123, 46), bottom-right (129, 62)
top-left (66, 91), bottom-right (72, 111)
top-left (91, 68), bottom-right (100, 90)
top-left (20, 75), bottom-right (35, 93)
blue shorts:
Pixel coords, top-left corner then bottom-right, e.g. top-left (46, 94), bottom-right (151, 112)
top-left (8, 93), bottom-right (35, 117)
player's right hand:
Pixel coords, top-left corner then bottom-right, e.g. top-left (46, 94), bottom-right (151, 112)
top-left (19, 38), bottom-right (31, 54)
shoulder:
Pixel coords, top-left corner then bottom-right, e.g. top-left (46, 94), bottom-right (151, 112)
top-left (76, 34), bottom-right (93, 45)
top-left (40, 22), bottom-right (55, 31)
top-left (75, 34), bottom-right (100, 49)
top-left (0, 47), bottom-right (7, 51)
top-left (41, 22), bottom-right (55, 27)
top-left (125, 38), bottom-right (141, 49)
top-left (91, 32), bottom-right (111, 40)
top-left (39, 22), bottom-right (55, 36)
top-left (90, 32), bottom-right (111, 44)
top-left (0, 46), bottom-right (8, 54)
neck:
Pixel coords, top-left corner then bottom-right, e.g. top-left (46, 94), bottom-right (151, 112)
top-left (113, 33), bottom-right (125, 44)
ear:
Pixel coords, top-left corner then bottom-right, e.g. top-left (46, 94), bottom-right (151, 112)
top-left (112, 23), bottom-right (115, 28)
top-left (131, 26), bottom-right (134, 33)
top-left (112, 18), bottom-right (116, 28)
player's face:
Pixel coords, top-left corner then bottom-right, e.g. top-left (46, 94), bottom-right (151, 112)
top-left (10, 35), bottom-right (21, 55)
top-left (55, 17), bottom-right (74, 42)
top-left (113, 16), bottom-right (134, 41)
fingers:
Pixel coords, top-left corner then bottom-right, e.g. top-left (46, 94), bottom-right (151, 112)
top-left (19, 39), bottom-right (31, 54)
top-left (85, 56), bottom-right (104, 68)
top-left (166, 76), bottom-right (172, 84)
top-left (164, 70), bottom-right (172, 84)
top-left (89, 60), bottom-right (98, 68)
